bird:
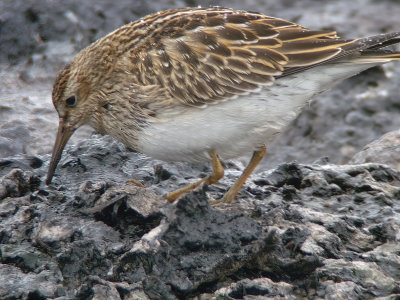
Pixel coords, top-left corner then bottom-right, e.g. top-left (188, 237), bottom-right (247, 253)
top-left (46, 6), bottom-right (400, 204)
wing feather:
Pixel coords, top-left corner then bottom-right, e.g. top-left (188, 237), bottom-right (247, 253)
top-left (124, 7), bottom-right (399, 106)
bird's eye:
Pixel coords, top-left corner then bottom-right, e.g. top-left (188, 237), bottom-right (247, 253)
top-left (65, 96), bottom-right (77, 107)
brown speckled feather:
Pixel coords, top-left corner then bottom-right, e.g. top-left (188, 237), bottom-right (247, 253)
top-left (85, 7), bottom-right (400, 107)
top-left (116, 7), bottom-right (351, 105)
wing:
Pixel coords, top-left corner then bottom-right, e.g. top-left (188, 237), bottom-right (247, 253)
top-left (125, 7), bottom-right (366, 106)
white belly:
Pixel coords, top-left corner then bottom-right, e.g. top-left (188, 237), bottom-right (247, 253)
top-left (136, 62), bottom-right (378, 162)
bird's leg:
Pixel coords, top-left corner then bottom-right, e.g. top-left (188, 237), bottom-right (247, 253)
top-left (166, 149), bottom-right (224, 203)
top-left (212, 145), bottom-right (266, 205)
top-left (129, 179), bottom-right (145, 188)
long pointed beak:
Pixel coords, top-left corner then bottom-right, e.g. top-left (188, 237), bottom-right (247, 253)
top-left (46, 118), bottom-right (75, 185)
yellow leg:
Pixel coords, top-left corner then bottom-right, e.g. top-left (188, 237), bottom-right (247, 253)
top-left (166, 149), bottom-right (224, 203)
top-left (212, 145), bottom-right (267, 205)
top-left (129, 179), bottom-right (145, 188)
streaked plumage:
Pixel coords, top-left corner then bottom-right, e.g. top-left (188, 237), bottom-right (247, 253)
top-left (47, 7), bottom-right (400, 203)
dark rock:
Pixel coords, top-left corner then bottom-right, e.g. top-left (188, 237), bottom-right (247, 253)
top-left (1, 137), bottom-right (400, 298)
top-left (0, 263), bottom-right (62, 299)
top-left (0, 168), bottom-right (40, 200)
top-left (84, 182), bottom-right (165, 240)
top-left (350, 129), bottom-right (400, 172)
top-left (116, 190), bottom-right (274, 297)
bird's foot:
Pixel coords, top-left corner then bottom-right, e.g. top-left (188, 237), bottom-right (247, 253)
top-left (210, 190), bottom-right (236, 206)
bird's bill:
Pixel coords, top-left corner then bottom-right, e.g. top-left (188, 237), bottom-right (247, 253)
top-left (46, 119), bottom-right (74, 185)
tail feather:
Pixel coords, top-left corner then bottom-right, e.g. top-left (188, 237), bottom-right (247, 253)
top-left (279, 32), bottom-right (400, 77)
top-left (357, 32), bottom-right (400, 50)
top-left (356, 51), bottom-right (400, 63)
top-left (356, 33), bottom-right (400, 62)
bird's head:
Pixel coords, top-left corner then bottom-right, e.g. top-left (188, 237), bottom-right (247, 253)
top-left (45, 49), bottom-right (112, 185)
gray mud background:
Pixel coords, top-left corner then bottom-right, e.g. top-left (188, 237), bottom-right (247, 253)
top-left (1, 0), bottom-right (400, 299)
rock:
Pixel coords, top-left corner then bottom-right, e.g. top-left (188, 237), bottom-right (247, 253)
top-left (0, 168), bottom-right (40, 200)
top-left (0, 0), bottom-right (155, 64)
top-left (316, 259), bottom-right (398, 297)
top-left (1, 136), bottom-right (400, 298)
top-left (116, 190), bottom-right (272, 296)
top-left (0, 121), bottom-right (31, 157)
top-left (211, 277), bottom-right (295, 299)
top-left (350, 129), bottom-right (400, 171)
top-left (0, 263), bottom-right (62, 299)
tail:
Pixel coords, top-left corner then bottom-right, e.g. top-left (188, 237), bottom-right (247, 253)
top-left (350, 32), bottom-right (400, 63)
top-left (279, 32), bottom-right (400, 77)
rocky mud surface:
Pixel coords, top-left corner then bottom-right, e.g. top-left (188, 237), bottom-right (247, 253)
top-left (1, 0), bottom-right (400, 299)
top-left (1, 137), bottom-right (400, 299)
